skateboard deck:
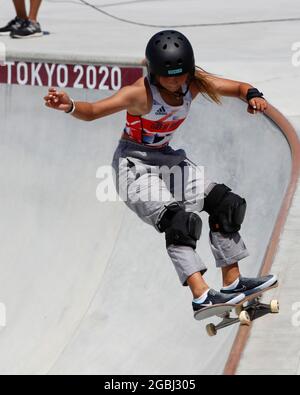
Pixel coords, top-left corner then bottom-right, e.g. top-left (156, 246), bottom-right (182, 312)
top-left (194, 282), bottom-right (279, 336)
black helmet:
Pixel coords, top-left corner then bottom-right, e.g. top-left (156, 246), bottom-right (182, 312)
top-left (145, 30), bottom-right (195, 78)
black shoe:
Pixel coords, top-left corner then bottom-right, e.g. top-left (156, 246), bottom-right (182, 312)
top-left (192, 289), bottom-right (245, 312)
top-left (220, 274), bottom-right (277, 296)
top-left (10, 19), bottom-right (43, 39)
top-left (0, 17), bottom-right (25, 35)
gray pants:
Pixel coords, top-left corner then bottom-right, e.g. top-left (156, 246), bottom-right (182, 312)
top-left (112, 139), bottom-right (249, 286)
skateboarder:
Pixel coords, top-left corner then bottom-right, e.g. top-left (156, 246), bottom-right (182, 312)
top-left (44, 30), bottom-right (277, 315)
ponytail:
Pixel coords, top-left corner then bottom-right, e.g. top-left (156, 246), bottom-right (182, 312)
top-left (192, 66), bottom-right (221, 104)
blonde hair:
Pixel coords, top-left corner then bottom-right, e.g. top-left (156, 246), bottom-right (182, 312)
top-left (192, 66), bottom-right (221, 104)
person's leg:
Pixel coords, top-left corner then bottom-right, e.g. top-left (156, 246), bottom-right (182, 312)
top-left (201, 181), bottom-right (249, 278)
top-left (113, 152), bottom-right (209, 298)
top-left (159, 160), bottom-right (245, 307)
top-left (210, 229), bottom-right (277, 294)
top-left (160, 213), bottom-right (245, 310)
top-left (0, 1), bottom-right (27, 34)
top-left (10, 0), bottom-right (43, 38)
top-left (12, 0), bottom-right (27, 19)
top-left (204, 184), bottom-right (277, 294)
top-left (28, 0), bottom-right (42, 22)
top-left (186, 272), bottom-right (209, 299)
top-left (175, 161), bottom-right (247, 285)
top-left (161, 159), bottom-right (207, 291)
top-left (176, 160), bottom-right (276, 300)
top-left (129, 171), bottom-right (209, 294)
top-left (222, 262), bottom-right (240, 287)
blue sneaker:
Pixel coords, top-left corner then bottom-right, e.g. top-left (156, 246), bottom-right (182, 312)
top-left (220, 274), bottom-right (277, 297)
top-left (192, 289), bottom-right (245, 312)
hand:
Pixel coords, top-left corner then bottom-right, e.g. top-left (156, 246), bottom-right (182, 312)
top-left (44, 87), bottom-right (72, 112)
top-left (247, 97), bottom-right (268, 114)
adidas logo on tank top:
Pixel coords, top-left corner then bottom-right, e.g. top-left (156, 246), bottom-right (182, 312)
top-left (155, 106), bottom-right (167, 115)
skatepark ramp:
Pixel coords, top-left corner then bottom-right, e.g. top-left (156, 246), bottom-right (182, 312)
top-left (0, 59), bottom-right (294, 374)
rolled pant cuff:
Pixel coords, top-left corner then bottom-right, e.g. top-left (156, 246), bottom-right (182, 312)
top-left (215, 249), bottom-right (250, 268)
top-left (167, 245), bottom-right (208, 286)
top-left (182, 267), bottom-right (208, 287)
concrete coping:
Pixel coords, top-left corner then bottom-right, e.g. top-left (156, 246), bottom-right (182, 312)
top-left (5, 51), bottom-right (145, 67)
top-left (224, 103), bottom-right (300, 375)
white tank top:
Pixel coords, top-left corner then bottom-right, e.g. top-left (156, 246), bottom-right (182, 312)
top-left (124, 77), bottom-right (193, 148)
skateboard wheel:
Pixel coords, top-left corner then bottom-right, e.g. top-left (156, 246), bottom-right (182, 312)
top-left (270, 300), bottom-right (279, 313)
top-left (206, 323), bottom-right (217, 337)
top-left (239, 310), bottom-right (251, 325)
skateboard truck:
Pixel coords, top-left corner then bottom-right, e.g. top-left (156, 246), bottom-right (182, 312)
top-left (194, 284), bottom-right (279, 337)
top-left (206, 298), bottom-right (279, 336)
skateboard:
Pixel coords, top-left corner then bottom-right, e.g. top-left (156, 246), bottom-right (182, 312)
top-left (194, 283), bottom-right (279, 337)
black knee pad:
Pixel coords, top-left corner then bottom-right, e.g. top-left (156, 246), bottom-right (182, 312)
top-left (157, 202), bottom-right (202, 249)
top-left (203, 184), bottom-right (246, 233)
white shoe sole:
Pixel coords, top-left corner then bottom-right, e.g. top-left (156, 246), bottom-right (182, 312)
top-left (11, 32), bottom-right (43, 39)
top-left (225, 292), bottom-right (245, 305)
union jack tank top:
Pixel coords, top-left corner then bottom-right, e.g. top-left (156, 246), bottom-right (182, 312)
top-left (123, 77), bottom-right (192, 148)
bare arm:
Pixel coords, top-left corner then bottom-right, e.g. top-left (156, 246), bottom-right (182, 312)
top-left (203, 73), bottom-right (252, 100)
top-left (195, 71), bottom-right (267, 113)
top-left (44, 85), bottom-right (144, 121)
top-left (211, 75), bottom-right (267, 112)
